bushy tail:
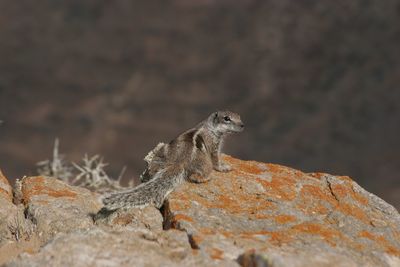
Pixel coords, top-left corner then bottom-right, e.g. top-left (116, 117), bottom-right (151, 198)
top-left (100, 165), bottom-right (185, 212)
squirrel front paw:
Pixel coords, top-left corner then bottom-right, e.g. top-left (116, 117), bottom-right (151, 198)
top-left (188, 173), bottom-right (211, 183)
top-left (215, 162), bottom-right (232, 172)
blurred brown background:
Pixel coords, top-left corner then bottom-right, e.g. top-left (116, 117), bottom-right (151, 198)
top-left (0, 0), bottom-right (399, 209)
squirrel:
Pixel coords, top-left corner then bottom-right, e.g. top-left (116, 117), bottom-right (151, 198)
top-left (96, 111), bottom-right (244, 218)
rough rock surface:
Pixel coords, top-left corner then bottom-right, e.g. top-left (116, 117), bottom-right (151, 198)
top-left (0, 170), bottom-right (39, 266)
top-left (3, 156), bottom-right (400, 267)
top-left (0, 168), bottom-right (18, 245)
top-left (0, 169), bottom-right (13, 202)
top-left (95, 206), bottom-right (164, 233)
top-left (8, 228), bottom-right (193, 267)
top-left (19, 176), bottom-right (102, 244)
top-left (0, 169), bottom-right (16, 240)
top-left (164, 156), bottom-right (400, 267)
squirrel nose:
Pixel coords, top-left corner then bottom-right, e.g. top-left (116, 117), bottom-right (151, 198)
top-left (240, 124), bottom-right (244, 128)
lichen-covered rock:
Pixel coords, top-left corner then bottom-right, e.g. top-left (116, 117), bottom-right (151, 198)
top-left (95, 206), bottom-right (163, 232)
top-left (19, 176), bottom-right (102, 244)
top-left (164, 155), bottom-right (400, 267)
top-left (0, 170), bottom-right (39, 266)
top-left (7, 227), bottom-right (236, 267)
top-left (4, 156), bottom-right (400, 267)
top-left (0, 169), bottom-right (20, 243)
top-left (0, 169), bottom-right (13, 202)
top-left (0, 169), bottom-right (17, 242)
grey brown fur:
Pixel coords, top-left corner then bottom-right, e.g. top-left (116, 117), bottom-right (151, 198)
top-left (96, 111), bottom-right (243, 217)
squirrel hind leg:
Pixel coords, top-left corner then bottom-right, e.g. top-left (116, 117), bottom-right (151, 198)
top-left (93, 207), bottom-right (117, 222)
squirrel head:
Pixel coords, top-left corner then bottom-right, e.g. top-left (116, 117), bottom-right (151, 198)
top-left (208, 111), bottom-right (244, 135)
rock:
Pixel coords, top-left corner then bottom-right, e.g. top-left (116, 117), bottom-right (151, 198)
top-left (0, 169), bottom-right (13, 202)
top-left (0, 170), bottom-right (39, 266)
top-left (19, 176), bottom-right (102, 244)
top-left (237, 248), bottom-right (362, 267)
top-left (0, 169), bottom-right (19, 243)
top-left (7, 227), bottom-right (235, 267)
top-left (164, 155), bottom-right (400, 267)
top-left (9, 174), bottom-right (225, 267)
top-left (95, 206), bottom-right (163, 233)
top-left (0, 169), bottom-right (17, 242)
top-left (4, 156), bottom-right (400, 267)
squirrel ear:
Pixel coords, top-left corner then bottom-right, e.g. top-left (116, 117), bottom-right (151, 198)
top-left (213, 112), bottom-right (218, 123)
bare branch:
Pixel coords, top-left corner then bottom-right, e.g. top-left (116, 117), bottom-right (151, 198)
top-left (36, 138), bottom-right (74, 182)
top-left (37, 139), bottom-right (129, 192)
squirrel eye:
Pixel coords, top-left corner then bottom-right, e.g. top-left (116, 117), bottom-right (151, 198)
top-left (223, 116), bottom-right (231, 122)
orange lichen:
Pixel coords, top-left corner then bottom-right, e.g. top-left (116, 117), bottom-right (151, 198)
top-left (393, 231), bottom-right (400, 241)
top-left (307, 173), bottom-right (369, 206)
top-left (351, 192), bottom-right (369, 206)
top-left (337, 203), bottom-right (370, 224)
top-left (171, 188), bottom-right (213, 211)
top-left (190, 234), bottom-right (204, 246)
top-left (169, 191), bottom-right (191, 211)
top-left (330, 183), bottom-right (349, 199)
top-left (274, 215), bottom-right (297, 224)
top-left (191, 249), bottom-right (200, 256)
top-left (267, 231), bottom-right (293, 245)
top-left (223, 156), bottom-right (264, 175)
top-left (199, 228), bottom-right (217, 235)
top-left (171, 173), bottom-right (276, 216)
top-left (359, 231), bottom-right (400, 256)
top-left (237, 163), bottom-right (264, 175)
top-left (169, 156), bottom-right (398, 257)
top-left (220, 230), bottom-right (234, 238)
top-left (265, 164), bottom-right (286, 174)
top-left (21, 176), bottom-right (77, 204)
top-left (297, 183), bottom-right (371, 225)
top-left (253, 214), bottom-right (271, 220)
top-left (0, 188), bottom-right (12, 201)
top-left (214, 195), bottom-right (243, 213)
top-left (173, 214), bottom-right (194, 223)
top-left (298, 201), bottom-right (330, 215)
top-left (26, 176), bottom-right (45, 184)
top-left (256, 176), bottom-right (297, 201)
top-left (192, 249), bottom-right (200, 256)
top-left (300, 184), bottom-right (335, 205)
top-left (209, 248), bottom-right (224, 260)
top-left (331, 182), bottom-right (369, 206)
top-left (292, 222), bottom-right (341, 238)
top-left (239, 230), bottom-right (293, 245)
top-left (0, 170), bottom-right (13, 201)
top-left (237, 223), bottom-right (346, 247)
top-left (24, 186), bottom-right (76, 202)
top-left (184, 223), bottom-right (376, 255)
top-left (202, 226), bottom-right (375, 256)
top-left (314, 205), bottom-right (330, 214)
top-left (266, 163), bottom-right (305, 179)
top-left (308, 172), bottom-right (327, 179)
top-left (0, 169), bottom-right (9, 185)
top-left (240, 230), bottom-right (270, 237)
top-left (291, 222), bottom-right (343, 245)
top-left (296, 184), bottom-right (334, 217)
